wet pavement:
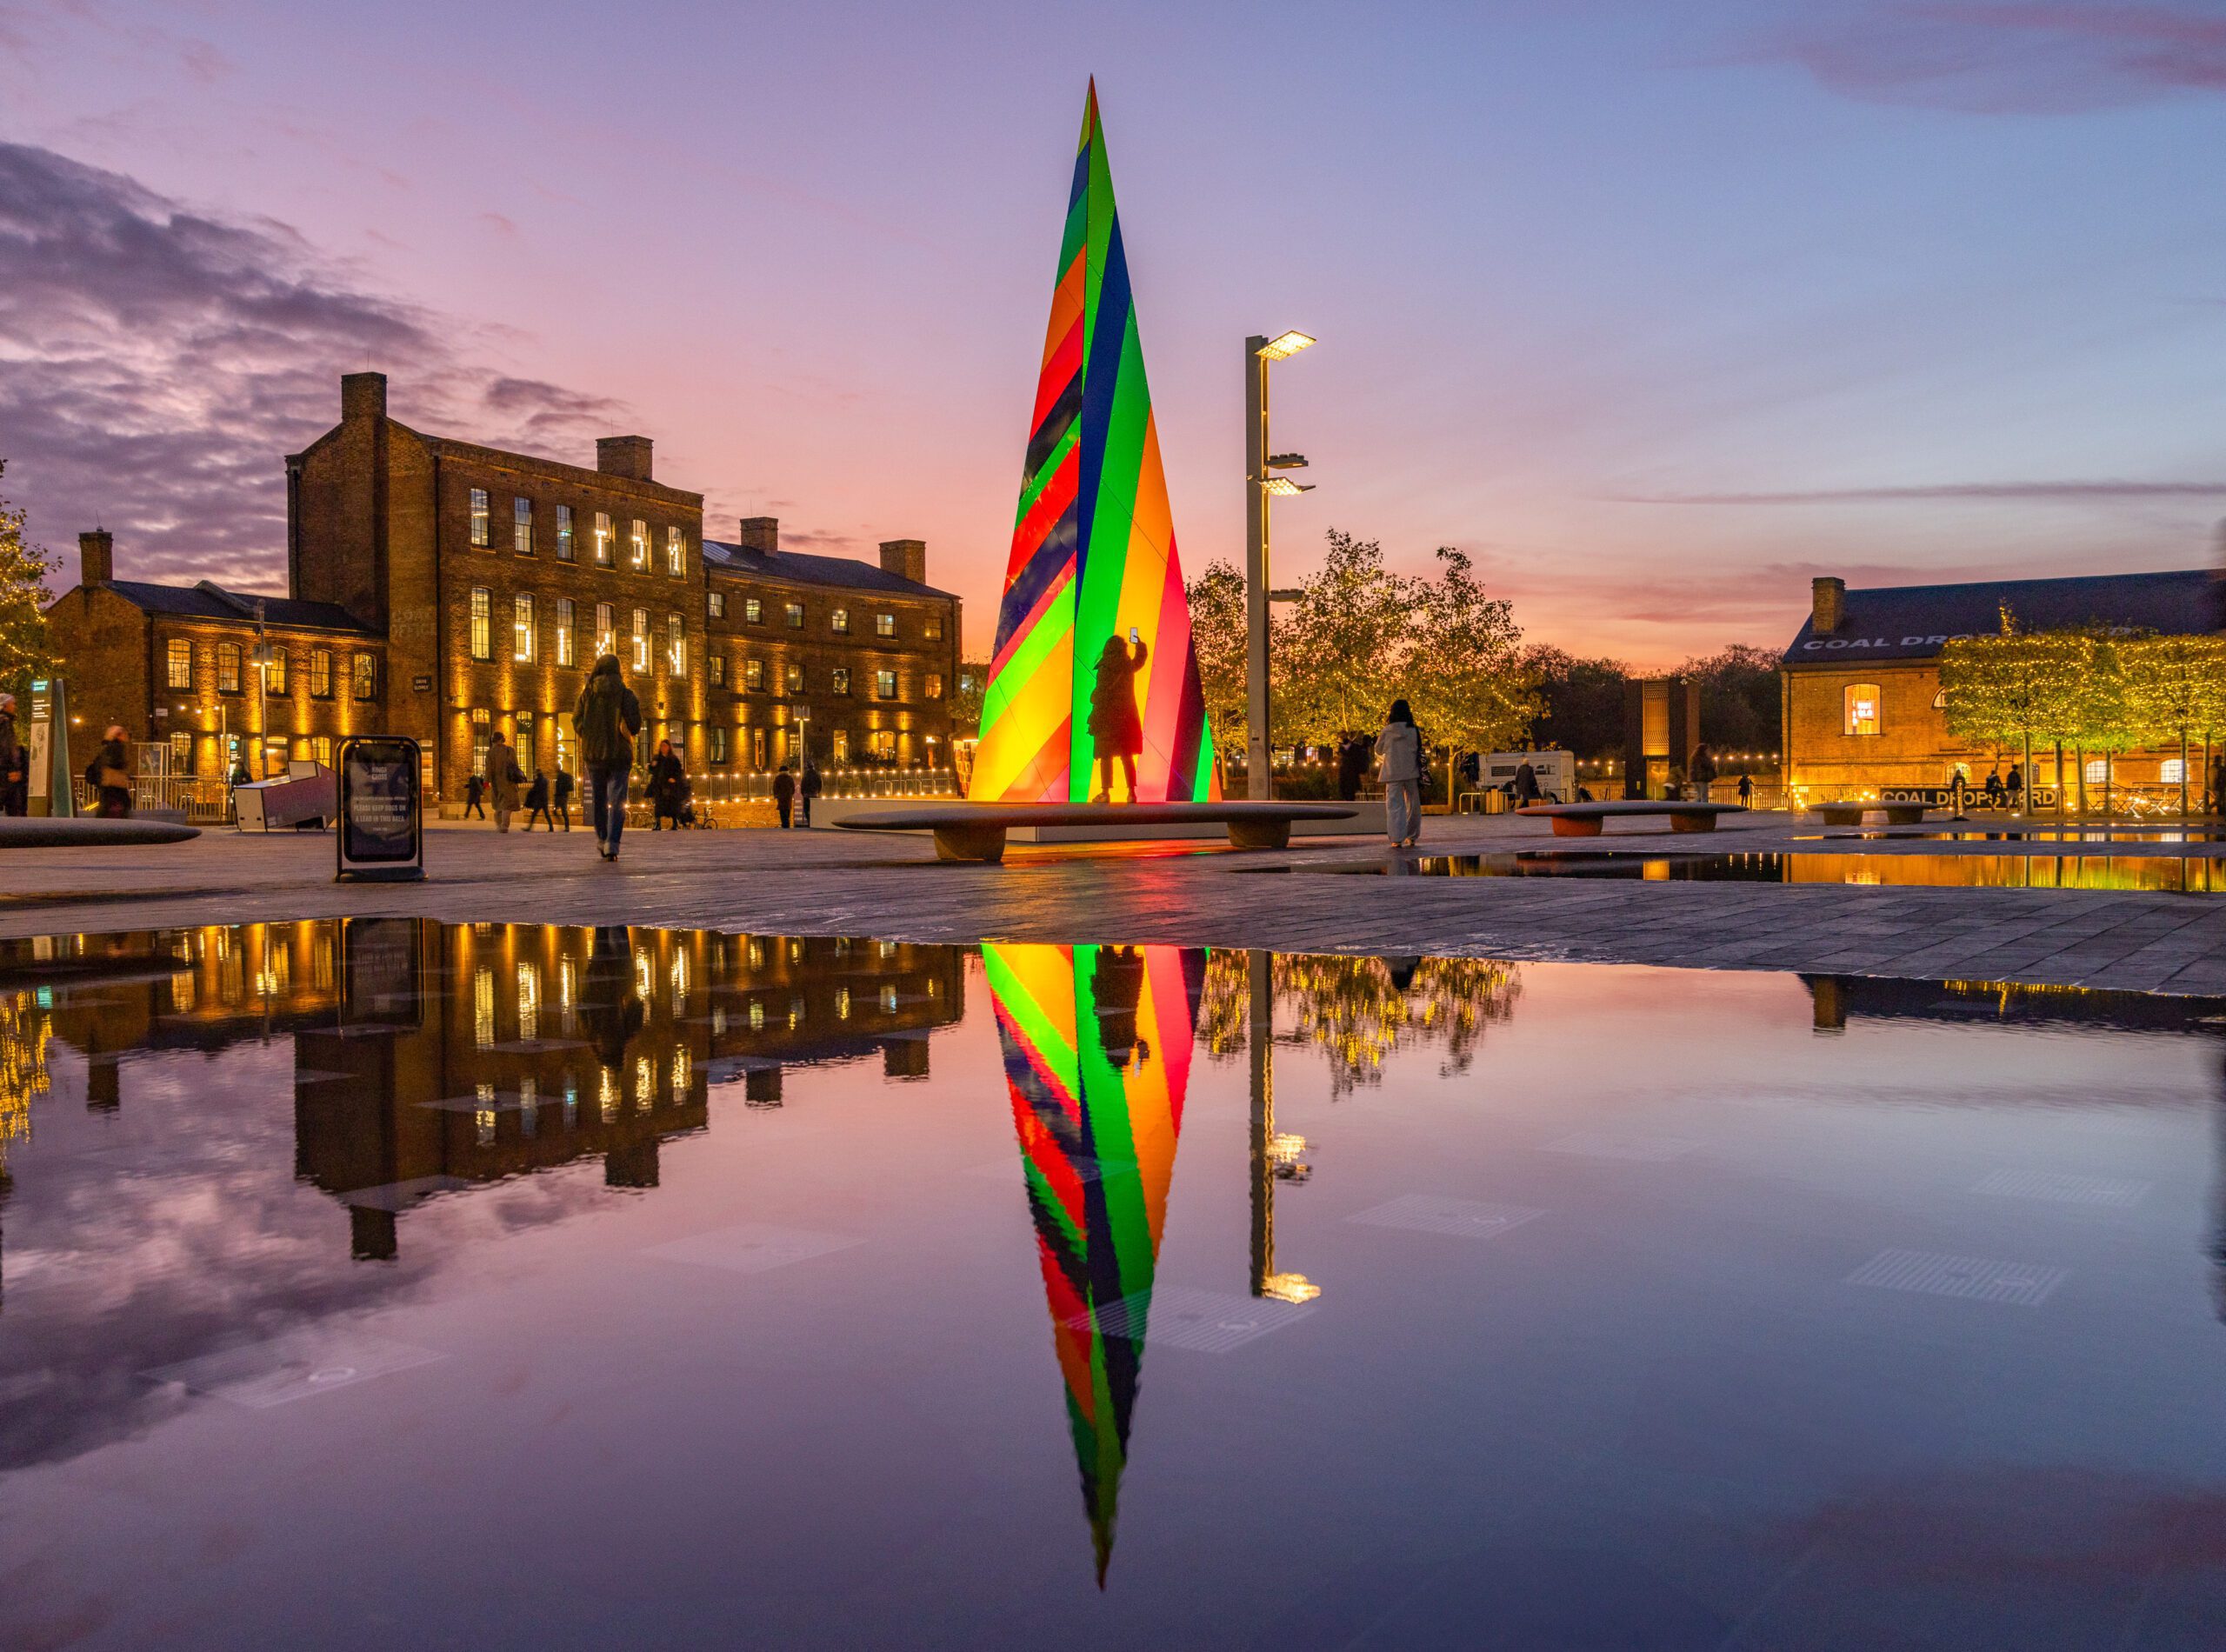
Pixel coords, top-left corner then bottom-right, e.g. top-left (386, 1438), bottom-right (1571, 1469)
top-left (4, 920), bottom-right (2226, 1649)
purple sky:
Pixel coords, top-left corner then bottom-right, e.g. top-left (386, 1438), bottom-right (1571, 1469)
top-left (3, 0), bottom-right (2224, 666)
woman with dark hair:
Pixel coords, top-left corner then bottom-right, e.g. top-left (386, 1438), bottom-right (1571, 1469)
top-left (648, 738), bottom-right (686, 830)
top-left (1376, 697), bottom-right (1423, 849)
top-left (1089, 628), bottom-right (1149, 803)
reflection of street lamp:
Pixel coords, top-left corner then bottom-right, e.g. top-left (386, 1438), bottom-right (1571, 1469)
top-left (1245, 332), bottom-right (1316, 800)
top-left (1249, 949), bottom-right (1318, 1304)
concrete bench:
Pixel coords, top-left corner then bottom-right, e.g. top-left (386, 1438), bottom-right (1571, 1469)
top-left (0, 817), bottom-right (201, 848)
top-left (1516, 801), bottom-right (1748, 837)
top-left (836, 801), bottom-right (1357, 863)
top-left (1816, 802), bottom-right (1931, 827)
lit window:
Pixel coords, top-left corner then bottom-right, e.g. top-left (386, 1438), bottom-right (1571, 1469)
top-left (2085, 758), bottom-right (2110, 785)
top-left (262, 645), bottom-right (287, 695)
top-left (513, 496), bottom-right (534, 554)
top-left (556, 503), bottom-right (575, 562)
top-left (874, 612), bottom-right (895, 638)
top-left (595, 603), bottom-right (615, 657)
top-left (832, 729), bottom-right (849, 763)
top-left (876, 669), bottom-right (897, 701)
top-left (631, 609), bottom-right (649, 674)
top-left (474, 968), bottom-right (494, 1048)
top-left (710, 725), bottom-right (729, 764)
top-left (925, 613), bottom-right (943, 641)
top-left (709, 590), bottom-right (725, 620)
top-left (745, 598), bottom-right (763, 625)
top-left (832, 667), bottom-right (850, 696)
top-left (630, 519), bottom-right (648, 570)
top-left (165, 638), bottom-right (192, 690)
top-left (745, 658), bottom-right (763, 691)
top-left (513, 593), bottom-right (536, 663)
top-left (2163, 757), bottom-right (2186, 784)
top-left (594, 510), bottom-right (613, 566)
top-left (311, 735), bottom-right (331, 769)
top-left (470, 589), bottom-right (492, 661)
top-left (668, 614), bottom-right (686, 677)
top-left (352, 654), bottom-right (377, 700)
top-left (471, 708), bottom-right (490, 776)
top-left (870, 729), bottom-right (896, 760)
top-left (556, 597), bottom-right (575, 667)
top-left (784, 603), bottom-right (803, 629)
top-left (831, 607), bottom-right (849, 634)
top-left (470, 488), bottom-right (490, 547)
top-left (666, 526), bottom-right (684, 576)
top-left (217, 642), bottom-right (242, 694)
top-left (310, 649), bottom-right (332, 697)
top-left (751, 728), bottom-right (767, 768)
top-left (1843, 683), bottom-right (1880, 736)
top-left (784, 662), bottom-right (802, 694)
top-left (925, 673), bottom-right (943, 700)
top-left (710, 654), bottom-right (726, 688)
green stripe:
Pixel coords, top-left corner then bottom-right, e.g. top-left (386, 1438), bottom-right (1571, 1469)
top-left (983, 946), bottom-right (1079, 1098)
top-left (978, 591), bottom-right (1074, 740)
top-left (1013, 423), bottom-right (1079, 526)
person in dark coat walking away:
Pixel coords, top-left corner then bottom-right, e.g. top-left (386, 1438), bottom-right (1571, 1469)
top-left (773, 764), bottom-right (796, 829)
top-left (1984, 767), bottom-right (2004, 807)
top-left (800, 757), bottom-right (822, 827)
top-left (1088, 629), bottom-right (1148, 803)
top-left (649, 739), bottom-right (686, 829)
top-left (487, 731), bottom-right (523, 832)
top-left (1512, 760), bottom-right (1541, 809)
top-left (1737, 772), bottom-right (1754, 806)
top-left (523, 770), bottom-right (554, 830)
top-left (572, 654), bottom-right (643, 861)
top-left (1688, 743), bottom-right (1718, 803)
top-left (463, 772), bottom-right (486, 819)
top-left (90, 726), bottom-right (133, 818)
top-left (552, 767), bottom-right (574, 830)
top-left (1377, 698), bottom-right (1423, 849)
top-left (2005, 763), bottom-right (2024, 809)
top-left (0, 694), bottom-right (23, 816)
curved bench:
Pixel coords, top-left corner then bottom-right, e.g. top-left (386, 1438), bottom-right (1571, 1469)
top-left (836, 801), bottom-right (1358, 863)
top-left (1816, 802), bottom-right (1931, 827)
top-left (0, 817), bottom-right (201, 848)
top-left (1516, 801), bottom-right (1748, 837)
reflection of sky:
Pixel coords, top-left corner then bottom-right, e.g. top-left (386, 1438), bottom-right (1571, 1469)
top-left (5, 942), bottom-right (2226, 1644)
top-left (5, 3), bottom-right (2226, 664)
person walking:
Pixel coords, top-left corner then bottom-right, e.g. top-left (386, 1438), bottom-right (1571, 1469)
top-left (463, 771), bottom-right (487, 820)
top-left (573, 654), bottom-right (643, 862)
top-left (1948, 766), bottom-right (1969, 819)
top-left (2005, 763), bottom-right (2024, 809)
top-left (1737, 772), bottom-right (1754, 807)
top-left (773, 763), bottom-right (796, 829)
top-left (1984, 767), bottom-right (2004, 808)
top-left (90, 725), bottom-right (133, 818)
top-left (487, 729), bottom-right (523, 832)
top-left (523, 769), bottom-right (554, 831)
top-left (1088, 628), bottom-right (1148, 803)
top-left (1376, 698), bottom-right (1423, 849)
top-left (1513, 759), bottom-right (1541, 810)
top-left (552, 766), bottom-right (575, 831)
top-left (800, 757), bottom-right (822, 828)
top-left (0, 693), bottom-right (24, 816)
top-left (1689, 743), bottom-right (1718, 803)
top-left (649, 739), bottom-right (686, 830)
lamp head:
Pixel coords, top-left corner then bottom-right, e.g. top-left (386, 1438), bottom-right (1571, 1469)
top-left (1255, 330), bottom-right (1316, 362)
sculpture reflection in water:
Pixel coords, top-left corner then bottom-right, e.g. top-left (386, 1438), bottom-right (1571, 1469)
top-left (986, 942), bottom-right (1205, 1588)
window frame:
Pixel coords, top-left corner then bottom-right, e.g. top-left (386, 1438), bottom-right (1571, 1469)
top-left (216, 641), bottom-right (243, 695)
top-left (556, 503), bottom-right (576, 563)
top-left (744, 658), bottom-right (764, 692)
top-left (875, 669), bottom-right (897, 701)
top-left (630, 609), bottom-right (650, 675)
top-left (665, 526), bottom-right (685, 577)
top-left (556, 597), bottom-right (576, 668)
top-left (262, 643), bottom-right (288, 696)
top-left (783, 603), bottom-right (804, 630)
top-left (1843, 683), bottom-right (1882, 737)
top-left (710, 654), bottom-right (727, 688)
top-left (470, 589), bottom-right (493, 662)
top-left (310, 648), bottom-right (333, 699)
top-left (469, 488), bottom-right (490, 548)
top-left (351, 653), bottom-right (377, 702)
top-left (832, 666), bottom-right (850, 696)
top-left (629, 519), bottom-right (649, 571)
top-left (745, 597), bottom-right (763, 625)
top-left (668, 614), bottom-right (686, 678)
top-left (874, 612), bottom-right (896, 638)
top-left (831, 607), bottom-right (849, 635)
top-left (165, 637), bottom-right (192, 691)
top-left (513, 592), bottom-right (537, 664)
top-left (709, 590), bottom-right (725, 621)
top-left (594, 510), bottom-right (614, 567)
top-left (513, 496), bottom-right (534, 555)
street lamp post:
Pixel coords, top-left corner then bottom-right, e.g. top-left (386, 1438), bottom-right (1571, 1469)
top-left (1244, 331), bottom-right (1316, 800)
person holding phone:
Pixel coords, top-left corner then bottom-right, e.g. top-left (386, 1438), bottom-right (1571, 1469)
top-left (1089, 626), bottom-right (1150, 803)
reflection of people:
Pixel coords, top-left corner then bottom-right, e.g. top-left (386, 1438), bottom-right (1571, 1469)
top-left (1377, 698), bottom-right (1423, 849)
top-left (1089, 630), bottom-right (1148, 803)
top-left (1094, 945), bottom-right (1150, 1070)
top-left (579, 926), bottom-right (643, 1071)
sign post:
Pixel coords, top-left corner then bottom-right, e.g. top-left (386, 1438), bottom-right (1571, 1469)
top-left (336, 736), bottom-right (424, 882)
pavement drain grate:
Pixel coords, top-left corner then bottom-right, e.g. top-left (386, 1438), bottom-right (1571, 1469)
top-left (1066, 1285), bottom-right (1316, 1354)
top-left (1538, 1129), bottom-right (1701, 1162)
top-left (1347, 1195), bottom-right (1546, 1241)
top-left (143, 1331), bottom-right (445, 1408)
top-left (1973, 1168), bottom-right (2153, 1208)
top-left (642, 1222), bottom-right (863, 1276)
top-left (1845, 1248), bottom-right (2068, 1307)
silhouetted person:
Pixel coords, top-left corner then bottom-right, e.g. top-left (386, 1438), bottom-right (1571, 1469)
top-left (573, 654), bottom-right (643, 861)
top-left (649, 739), bottom-right (686, 829)
top-left (579, 926), bottom-right (643, 1075)
top-left (90, 726), bottom-right (131, 817)
top-left (773, 764), bottom-right (796, 829)
top-left (552, 767), bottom-right (575, 830)
top-left (1689, 743), bottom-right (1717, 803)
top-left (0, 693), bottom-right (24, 816)
top-left (1094, 946), bottom-right (1149, 1070)
top-left (2005, 763), bottom-right (2024, 807)
top-left (523, 769), bottom-right (554, 830)
top-left (463, 772), bottom-right (486, 819)
top-left (1089, 629), bottom-right (1147, 803)
top-left (1513, 759), bottom-right (1541, 808)
top-left (1737, 772), bottom-right (1754, 806)
top-left (800, 758), bottom-right (822, 827)
top-left (486, 731), bottom-right (523, 832)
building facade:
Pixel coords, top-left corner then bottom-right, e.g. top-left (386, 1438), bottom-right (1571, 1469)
top-left (48, 372), bottom-right (963, 800)
top-left (1782, 569), bottom-right (2219, 803)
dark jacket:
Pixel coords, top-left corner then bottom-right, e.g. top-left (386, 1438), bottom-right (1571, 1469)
top-left (773, 770), bottom-right (796, 804)
top-left (525, 774), bottom-right (550, 809)
top-left (553, 770), bottom-right (575, 804)
top-left (573, 664), bottom-right (643, 769)
top-left (801, 765), bottom-right (823, 800)
top-left (650, 751), bottom-right (685, 811)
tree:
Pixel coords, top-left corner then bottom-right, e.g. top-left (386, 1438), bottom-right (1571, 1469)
top-left (1407, 547), bottom-right (1537, 796)
top-left (1522, 646), bottom-right (1628, 759)
top-left (1273, 530), bottom-right (1419, 743)
top-left (1183, 559), bottom-right (1248, 783)
top-left (2120, 635), bottom-right (2226, 815)
top-left (0, 463), bottom-right (57, 694)
top-left (1676, 643), bottom-right (1782, 759)
top-left (949, 658), bottom-right (990, 737)
top-left (1939, 618), bottom-right (2089, 816)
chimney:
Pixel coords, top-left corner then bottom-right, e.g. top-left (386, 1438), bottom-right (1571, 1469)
top-left (737, 516), bottom-right (779, 555)
top-left (1811, 576), bottom-right (1845, 636)
top-left (341, 371), bottom-right (387, 423)
top-left (596, 436), bottom-right (654, 482)
top-left (78, 529), bottom-right (113, 588)
top-left (879, 538), bottom-right (927, 587)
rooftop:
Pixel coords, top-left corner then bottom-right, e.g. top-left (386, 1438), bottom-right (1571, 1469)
top-left (100, 579), bottom-right (378, 636)
top-left (1784, 567), bottom-right (2219, 664)
top-left (702, 538), bottom-right (956, 600)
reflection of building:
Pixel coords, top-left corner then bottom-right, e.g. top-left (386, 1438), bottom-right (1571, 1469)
top-left (1802, 973), bottom-right (2226, 1036)
top-left (986, 942), bottom-right (1205, 1588)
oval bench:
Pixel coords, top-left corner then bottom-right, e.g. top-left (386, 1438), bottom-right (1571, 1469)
top-left (1516, 801), bottom-right (1748, 837)
top-left (1816, 803), bottom-right (1932, 827)
top-left (835, 801), bottom-right (1358, 863)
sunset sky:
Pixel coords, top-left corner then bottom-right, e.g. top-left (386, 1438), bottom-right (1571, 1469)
top-left (3, 0), bottom-right (2223, 668)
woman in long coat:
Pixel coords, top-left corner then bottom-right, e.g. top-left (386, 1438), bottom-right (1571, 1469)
top-left (1089, 630), bottom-right (1148, 803)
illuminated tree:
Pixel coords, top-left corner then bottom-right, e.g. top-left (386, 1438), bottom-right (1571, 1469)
top-left (2121, 635), bottom-right (2226, 815)
top-left (1407, 547), bottom-right (1537, 802)
top-left (1939, 614), bottom-right (2086, 815)
top-left (0, 463), bottom-right (57, 693)
top-left (1275, 530), bottom-right (1419, 744)
top-left (1183, 559), bottom-right (1249, 786)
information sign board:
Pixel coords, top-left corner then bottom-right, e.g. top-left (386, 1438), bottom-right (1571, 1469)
top-left (336, 736), bottom-right (424, 882)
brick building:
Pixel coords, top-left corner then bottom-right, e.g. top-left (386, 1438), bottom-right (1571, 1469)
top-left (1782, 569), bottom-right (2217, 803)
top-left (46, 372), bottom-right (963, 800)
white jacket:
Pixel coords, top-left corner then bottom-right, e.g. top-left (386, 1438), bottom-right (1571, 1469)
top-left (1376, 721), bottom-right (1422, 783)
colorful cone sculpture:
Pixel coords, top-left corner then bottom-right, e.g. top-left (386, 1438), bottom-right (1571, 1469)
top-left (970, 83), bottom-right (1219, 804)
top-left (986, 942), bottom-right (1205, 1584)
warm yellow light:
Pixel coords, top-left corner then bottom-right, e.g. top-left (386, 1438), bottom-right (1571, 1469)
top-left (1260, 1273), bottom-right (1321, 1304)
top-left (1256, 330), bottom-right (1316, 362)
top-left (1262, 476), bottom-right (1313, 497)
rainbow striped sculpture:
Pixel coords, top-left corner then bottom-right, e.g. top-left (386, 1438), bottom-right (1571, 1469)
top-left (970, 83), bottom-right (1220, 804)
top-left (986, 942), bottom-right (1204, 1584)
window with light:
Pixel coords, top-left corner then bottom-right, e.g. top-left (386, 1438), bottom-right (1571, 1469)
top-left (833, 667), bottom-right (850, 696)
top-left (470, 589), bottom-right (492, 661)
top-left (745, 658), bottom-right (763, 691)
top-left (831, 608), bottom-right (849, 634)
top-left (2163, 758), bottom-right (2186, 784)
top-left (668, 615), bottom-right (686, 677)
top-left (876, 670), bottom-right (896, 700)
top-left (1843, 683), bottom-right (1881, 736)
top-left (594, 511), bottom-right (613, 566)
top-left (666, 527), bottom-right (684, 576)
top-left (166, 638), bottom-right (192, 690)
top-left (469, 489), bottom-right (490, 548)
top-left (310, 649), bottom-right (332, 697)
top-left (556, 504), bottom-right (575, 562)
top-left (631, 610), bottom-right (650, 674)
top-left (217, 642), bottom-right (242, 694)
top-left (630, 520), bottom-right (648, 570)
top-left (875, 612), bottom-right (896, 638)
top-left (352, 654), bottom-right (377, 700)
top-left (513, 594), bottom-right (536, 663)
top-left (2085, 758), bottom-right (2110, 786)
top-left (784, 603), bottom-right (803, 629)
top-left (556, 597), bottom-right (575, 667)
top-left (595, 603), bottom-right (615, 657)
top-left (513, 496), bottom-right (534, 555)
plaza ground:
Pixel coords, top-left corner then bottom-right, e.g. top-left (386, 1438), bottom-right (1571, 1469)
top-left (13, 809), bottom-right (2226, 996)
